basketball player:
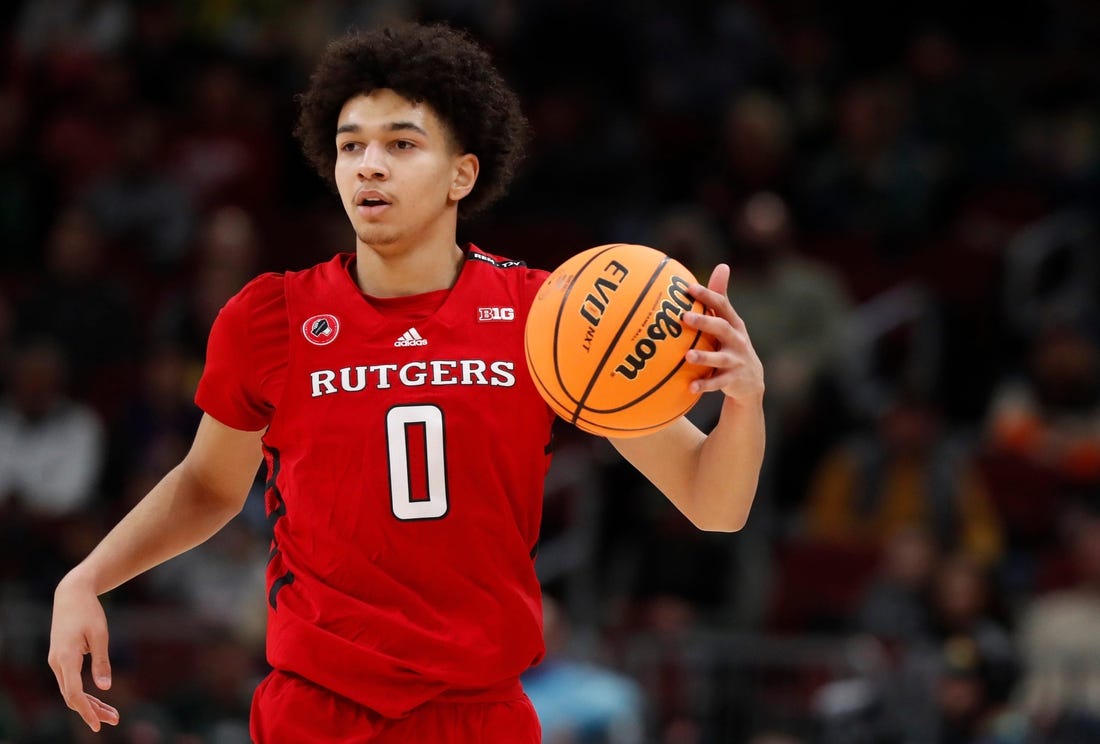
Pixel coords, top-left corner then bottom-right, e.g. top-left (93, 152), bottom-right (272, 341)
top-left (48, 23), bottom-right (765, 742)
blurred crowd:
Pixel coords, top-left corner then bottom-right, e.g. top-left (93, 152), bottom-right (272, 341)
top-left (1, 1), bottom-right (1099, 742)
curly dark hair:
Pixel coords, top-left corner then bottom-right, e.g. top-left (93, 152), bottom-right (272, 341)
top-left (294, 23), bottom-right (530, 218)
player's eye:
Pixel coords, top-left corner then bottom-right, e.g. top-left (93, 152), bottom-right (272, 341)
top-left (393, 140), bottom-right (415, 151)
top-left (338, 141), bottom-right (362, 153)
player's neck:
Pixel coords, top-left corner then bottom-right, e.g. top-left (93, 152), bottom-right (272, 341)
top-left (354, 236), bottom-right (465, 298)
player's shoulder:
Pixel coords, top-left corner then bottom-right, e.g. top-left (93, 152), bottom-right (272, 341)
top-left (225, 271), bottom-right (287, 317)
top-left (284, 253), bottom-right (351, 280)
top-left (467, 244), bottom-right (549, 289)
top-left (230, 255), bottom-right (350, 311)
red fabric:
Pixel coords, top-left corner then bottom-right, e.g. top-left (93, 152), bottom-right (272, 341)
top-left (197, 247), bottom-right (556, 720)
top-left (250, 670), bottom-right (540, 743)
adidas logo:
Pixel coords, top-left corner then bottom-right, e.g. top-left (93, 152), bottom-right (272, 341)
top-left (394, 327), bottom-right (428, 347)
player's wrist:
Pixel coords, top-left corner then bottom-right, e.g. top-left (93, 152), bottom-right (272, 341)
top-left (721, 384), bottom-right (765, 410)
top-left (57, 563), bottom-right (103, 598)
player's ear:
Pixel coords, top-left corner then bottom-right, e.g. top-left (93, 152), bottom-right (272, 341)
top-left (449, 153), bottom-right (479, 202)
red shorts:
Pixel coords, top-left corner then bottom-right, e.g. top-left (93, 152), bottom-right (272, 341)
top-left (249, 670), bottom-right (541, 743)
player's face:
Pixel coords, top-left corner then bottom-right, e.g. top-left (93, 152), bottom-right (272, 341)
top-left (334, 90), bottom-right (477, 252)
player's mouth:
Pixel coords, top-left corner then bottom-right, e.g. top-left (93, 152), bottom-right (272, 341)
top-left (355, 190), bottom-right (393, 217)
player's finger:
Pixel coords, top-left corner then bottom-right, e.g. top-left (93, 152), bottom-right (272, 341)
top-left (686, 295), bottom-right (746, 334)
top-left (88, 695), bottom-right (120, 725)
top-left (88, 624), bottom-right (112, 690)
top-left (55, 656), bottom-right (101, 731)
top-left (687, 281), bottom-right (743, 326)
top-left (51, 648), bottom-right (103, 731)
top-left (683, 313), bottom-right (748, 348)
top-left (48, 648), bottom-right (76, 698)
top-left (686, 348), bottom-right (733, 369)
top-left (685, 352), bottom-right (753, 396)
top-left (691, 368), bottom-right (739, 394)
top-left (687, 281), bottom-right (727, 310)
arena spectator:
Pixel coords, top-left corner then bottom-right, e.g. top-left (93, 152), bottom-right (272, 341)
top-left (985, 321), bottom-right (1100, 489)
top-left (804, 390), bottom-right (1003, 566)
top-left (1014, 506), bottom-right (1100, 730)
top-left (0, 338), bottom-right (105, 520)
top-left (13, 205), bottom-right (139, 411)
top-left (83, 108), bottom-right (195, 273)
top-left (523, 596), bottom-right (645, 744)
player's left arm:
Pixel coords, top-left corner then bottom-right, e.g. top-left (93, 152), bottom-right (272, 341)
top-left (610, 264), bottom-right (765, 532)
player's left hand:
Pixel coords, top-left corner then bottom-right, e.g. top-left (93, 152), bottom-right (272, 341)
top-left (682, 264), bottom-right (765, 404)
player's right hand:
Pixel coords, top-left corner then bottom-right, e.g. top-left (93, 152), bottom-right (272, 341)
top-left (48, 573), bottom-right (120, 732)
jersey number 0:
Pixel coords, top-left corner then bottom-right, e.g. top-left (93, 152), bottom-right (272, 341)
top-left (386, 404), bottom-right (448, 520)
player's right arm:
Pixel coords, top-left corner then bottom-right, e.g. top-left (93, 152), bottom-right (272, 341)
top-left (48, 413), bottom-right (265, 732)
top-left (50, 273), bottom-right (282, 732)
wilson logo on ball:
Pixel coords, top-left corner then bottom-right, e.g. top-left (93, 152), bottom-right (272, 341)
top-left (613, 275), bottom-right (694, 380)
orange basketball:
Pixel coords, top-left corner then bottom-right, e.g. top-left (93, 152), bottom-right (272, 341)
top-left (524, 243), bottom-right (718, 438)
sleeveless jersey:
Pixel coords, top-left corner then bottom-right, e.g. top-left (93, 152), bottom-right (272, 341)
top-left (195, 246), bottom-right (555, 718)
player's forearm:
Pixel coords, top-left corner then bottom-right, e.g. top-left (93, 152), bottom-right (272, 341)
top-left (62, 462), bottom-right (248, 596)
top-left (688, 393), bottom-right (766, 532)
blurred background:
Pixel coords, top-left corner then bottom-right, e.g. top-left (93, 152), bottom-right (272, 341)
top-left (1, 0), bottom-right (1099, 742)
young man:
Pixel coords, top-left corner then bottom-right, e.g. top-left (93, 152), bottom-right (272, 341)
top-left (48, 23), bottom-right (765, 742)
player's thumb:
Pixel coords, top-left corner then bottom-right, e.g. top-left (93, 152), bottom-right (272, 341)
top-left (707, 263), bottom-right (731, 296)
top-left (88, 626), bottom-right (112, 690)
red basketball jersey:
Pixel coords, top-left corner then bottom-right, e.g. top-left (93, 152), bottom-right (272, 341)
top-left (195, 246), bottom-right (556, 718)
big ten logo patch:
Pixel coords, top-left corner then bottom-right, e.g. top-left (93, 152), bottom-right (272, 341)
top-left (478, 307), bottom-right (515, 322)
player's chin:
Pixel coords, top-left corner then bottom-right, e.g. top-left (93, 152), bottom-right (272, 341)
top-left (355, 225), bottom-right (402, 247)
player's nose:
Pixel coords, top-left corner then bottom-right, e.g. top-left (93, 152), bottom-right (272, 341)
top-left (357, 142), bottom-right (389, 180)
